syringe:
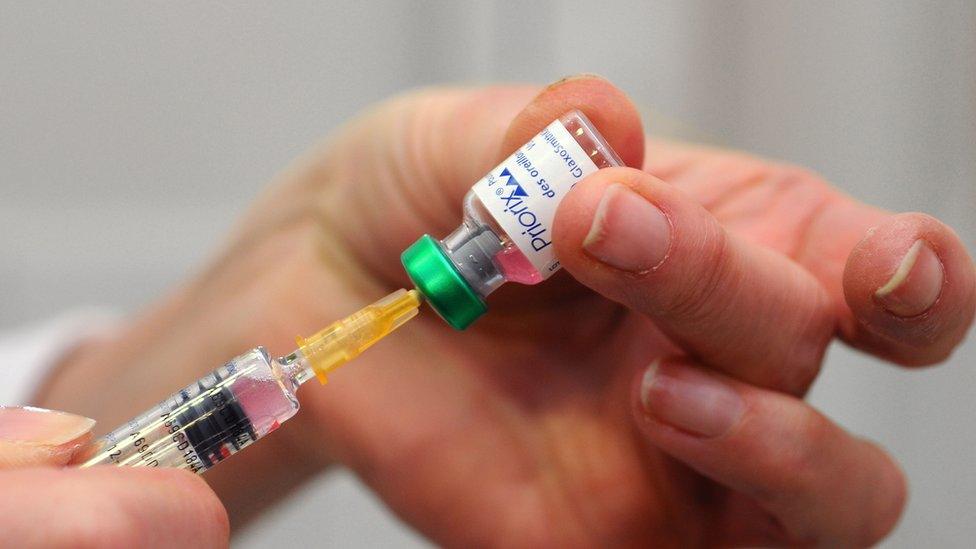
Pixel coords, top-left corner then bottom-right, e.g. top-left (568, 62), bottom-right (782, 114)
top-left (77, 289), bottom-right (421, 474)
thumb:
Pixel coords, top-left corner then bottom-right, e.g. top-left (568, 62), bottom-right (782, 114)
top-left (315, 76), bottom-right (644, 285)
top-left (842, 212), bottom-right (976, 366)
top-left (0, 406), bottom-right (95, 467)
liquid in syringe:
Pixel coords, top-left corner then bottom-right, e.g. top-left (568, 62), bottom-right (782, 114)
top-left (77, 289), bottom-right (420, 474)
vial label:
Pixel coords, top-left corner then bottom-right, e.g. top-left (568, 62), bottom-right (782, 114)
top-left (472, 119), bottom-right (599, 278)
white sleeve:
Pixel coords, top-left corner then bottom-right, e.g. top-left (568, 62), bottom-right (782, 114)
top-left (0, 309), bottom-right (119, 405)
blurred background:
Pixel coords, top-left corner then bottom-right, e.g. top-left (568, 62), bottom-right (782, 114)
top-left (1, 1), bottom-right (973, 546)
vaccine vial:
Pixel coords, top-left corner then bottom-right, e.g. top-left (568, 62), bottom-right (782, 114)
top-left (401, 110), bottom-right (622, 329)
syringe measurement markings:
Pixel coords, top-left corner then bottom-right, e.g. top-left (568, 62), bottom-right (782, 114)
top-left (108, 371), bottom-right (248, 468)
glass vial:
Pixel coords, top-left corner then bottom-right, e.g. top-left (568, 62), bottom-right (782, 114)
top-left (401, 110), bottom-right (622, 329)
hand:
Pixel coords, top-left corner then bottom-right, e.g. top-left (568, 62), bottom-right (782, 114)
top-left (0, 406), bottom-right (228, 547)
top-left (39, 76), bottom-right (975, 547)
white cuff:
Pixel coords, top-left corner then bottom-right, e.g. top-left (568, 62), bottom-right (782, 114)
top-left (0, 309), bottom-right (119, 405)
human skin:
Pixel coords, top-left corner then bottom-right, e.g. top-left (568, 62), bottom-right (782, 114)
top-left (38, 76), bottom-right (975, 547)
top-left (0, 406), bottom-right (228, 548)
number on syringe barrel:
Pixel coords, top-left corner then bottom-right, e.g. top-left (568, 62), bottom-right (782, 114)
top-left (86, 359), bottom-right (260, 473)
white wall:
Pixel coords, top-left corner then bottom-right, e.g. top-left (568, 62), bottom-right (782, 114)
top-left (1, 2), bottom-right (973, 547)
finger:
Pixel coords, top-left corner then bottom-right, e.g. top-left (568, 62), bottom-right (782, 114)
top-left (643, 138), bottom-right (976, 367)
top-left (843, 213), bottom-right (976, 365)
top-left (0, 406), bottom-right (94, 468)
top-left (0, 467), bottom-right (228, 548)
top-left (553, 167), bottom-right (835, 393)
top-left (632, 358), bottom-right (906, 547)
top-left (314, 75), bottom-right (644, 285)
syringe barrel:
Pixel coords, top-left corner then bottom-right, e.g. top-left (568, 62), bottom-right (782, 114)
top-left (78, 347), bottom-right (300, 474)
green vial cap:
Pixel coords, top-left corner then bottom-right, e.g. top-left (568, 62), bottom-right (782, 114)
top-left (401, 234), bottom-right (487, 330)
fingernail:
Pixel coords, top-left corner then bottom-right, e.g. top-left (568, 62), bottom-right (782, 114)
top-left (583, 183), bottom-right (671, 272)
top-left (0, 406), bottom-right (95, 446)
top-left (875, 239), bottom-right (944, 317)
top-left (640, 361), bottom-right (745, 438)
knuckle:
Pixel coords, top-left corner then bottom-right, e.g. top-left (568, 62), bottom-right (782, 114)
top-left (765, 421), bottom-right (908, 547)
top-left (857, 444), bottom-right (909, 547)
top-left (775, 164), bottom-right (830, 191)
top-left (794, 411), bottom-right (833, 467)
top-left (777, 291), bottom-right (834, 393)
top-left (661, 222), bottom-right (733, 322)
top-left (777, 344), bottom-right (825, 395)
top-left (761, 410), bottom-right (834, 506)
